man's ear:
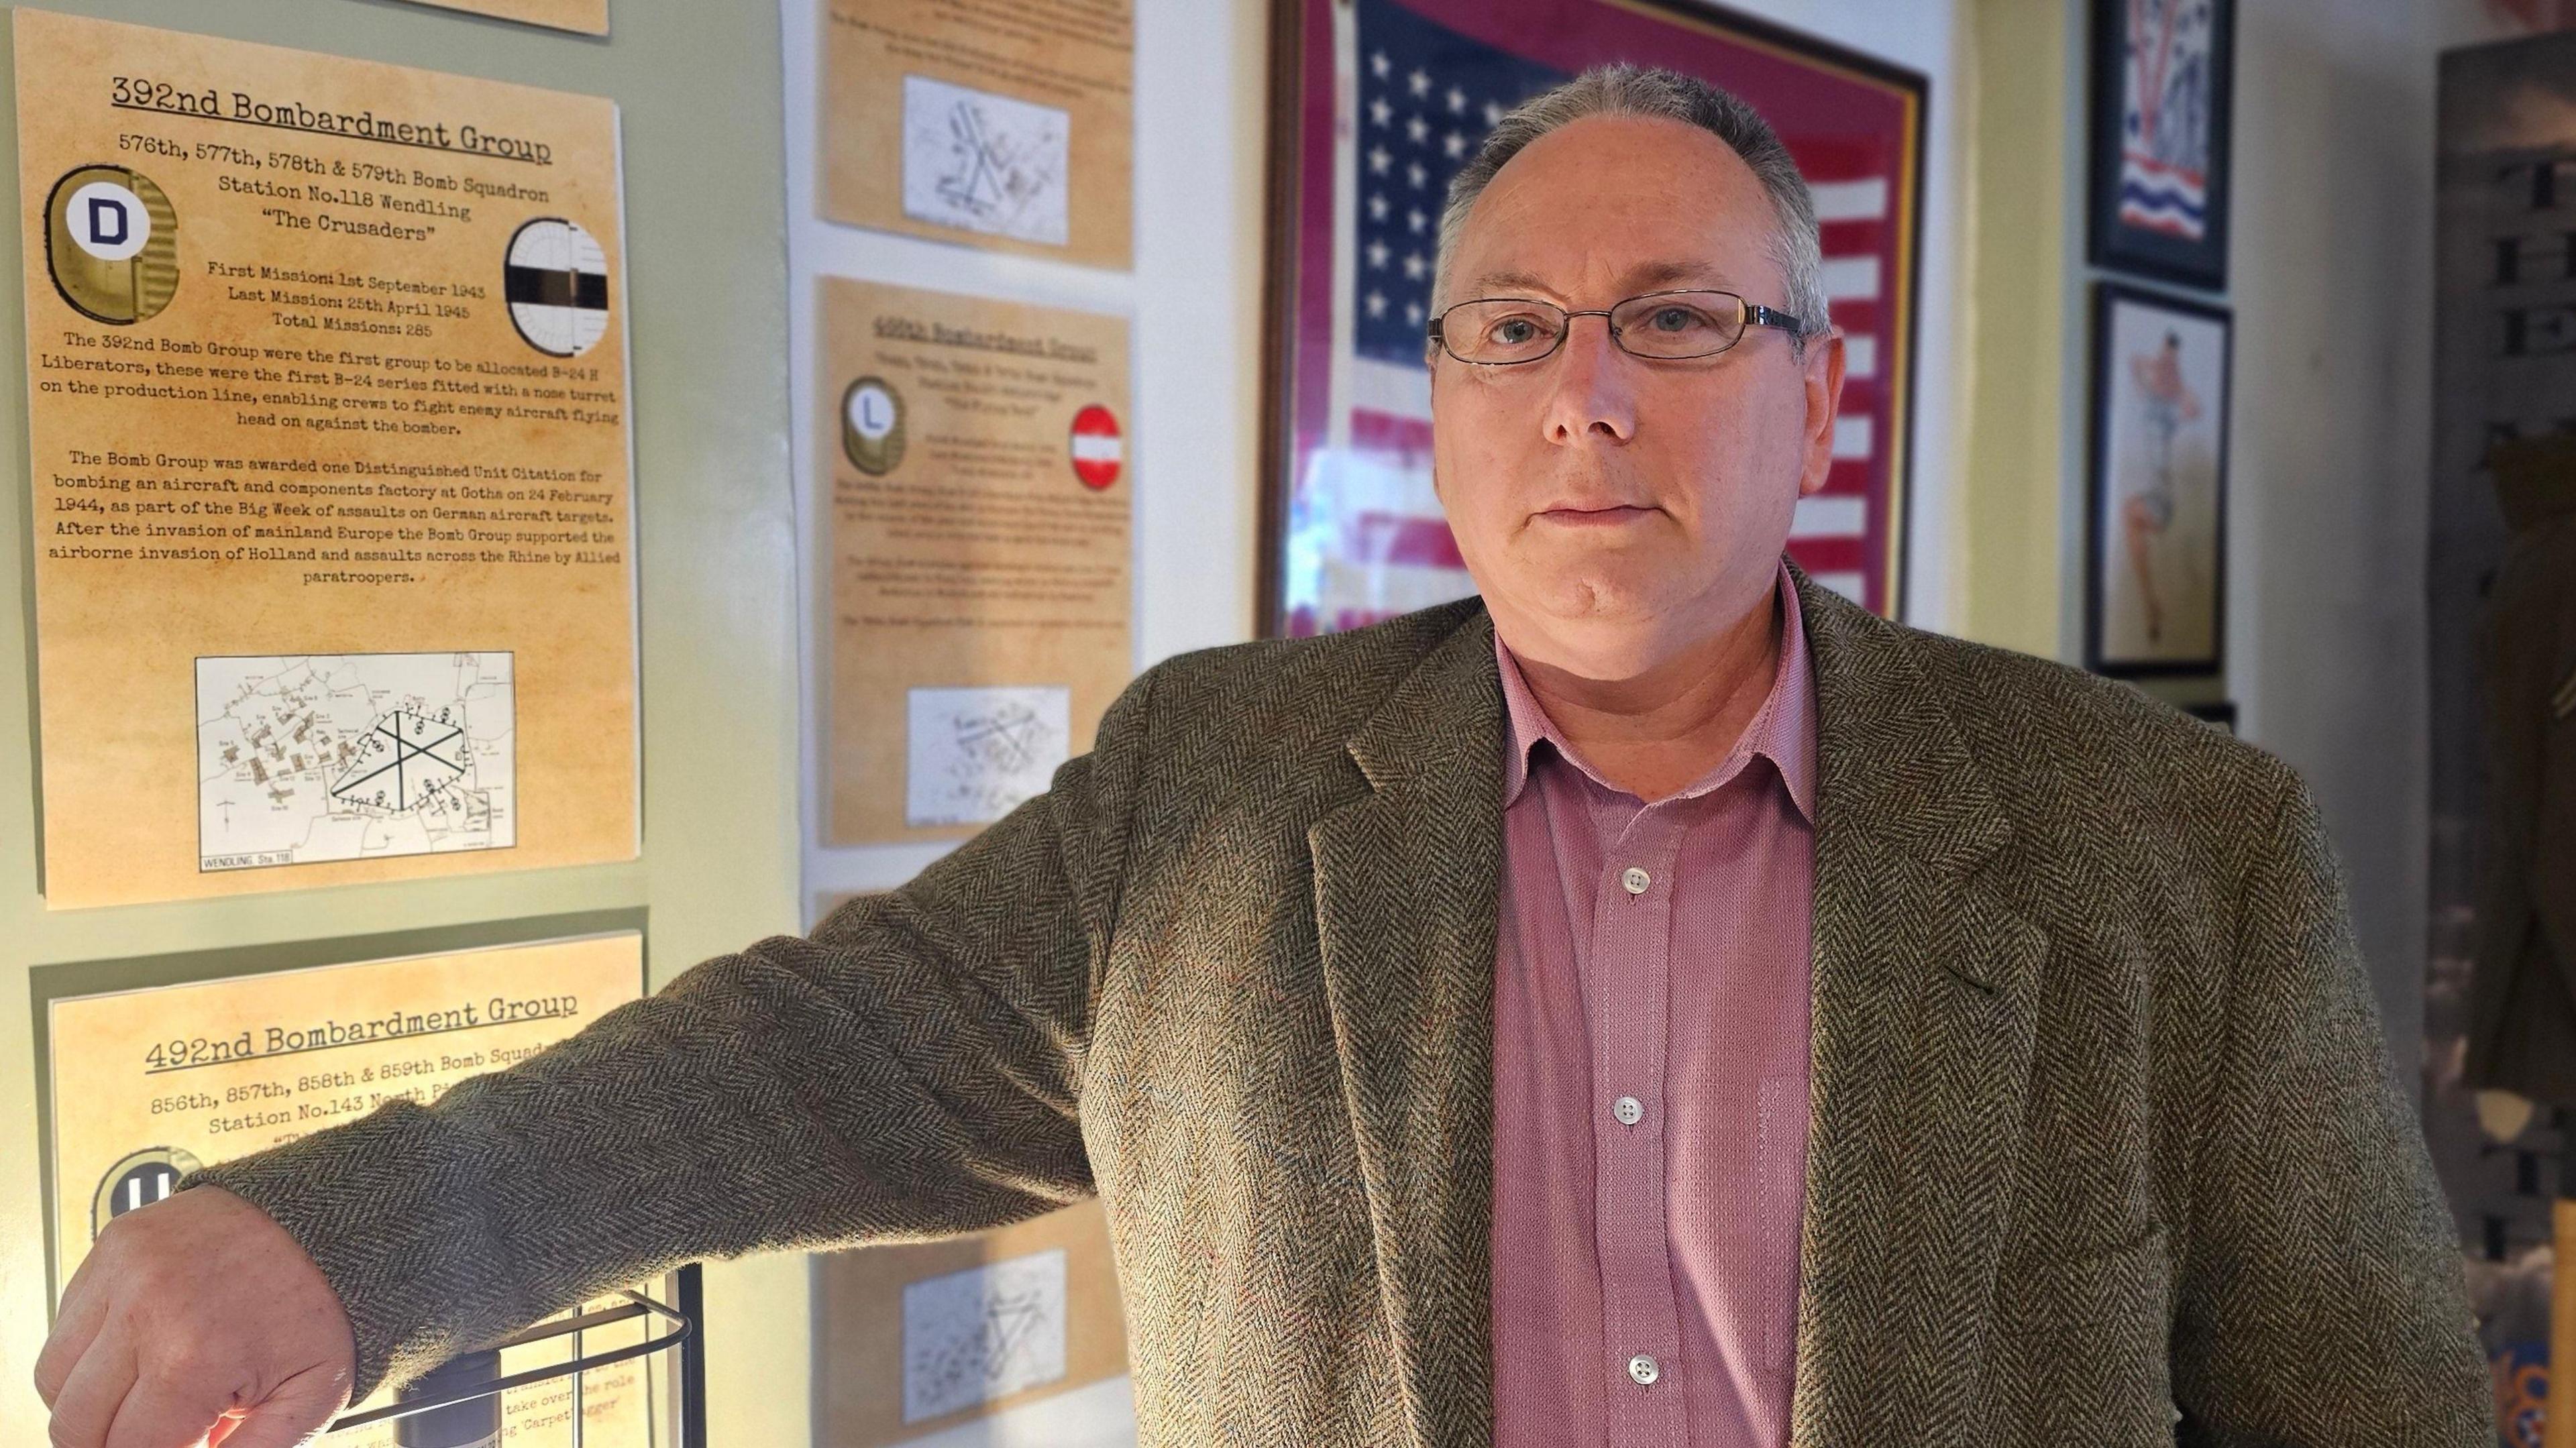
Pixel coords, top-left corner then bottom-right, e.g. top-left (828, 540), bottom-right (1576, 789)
top-left (1798, 329), bottom-right (1848, 499)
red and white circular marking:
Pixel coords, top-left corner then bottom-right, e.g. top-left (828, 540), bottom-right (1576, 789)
top-left (1069, 404), bottom-right (1124, 490)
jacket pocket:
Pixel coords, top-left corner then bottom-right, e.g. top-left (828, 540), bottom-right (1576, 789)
top-left (1984, 1223), bottom-right (2177, 1447)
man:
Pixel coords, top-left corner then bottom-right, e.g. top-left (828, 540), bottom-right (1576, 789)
top-left (38, 65), bottom-right (2487, 1448)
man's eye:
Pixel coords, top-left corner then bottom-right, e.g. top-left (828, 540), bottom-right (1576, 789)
top-left (1650, 306), bottom-right (1707, 331)
top-left (1491, 318), bottom-right (1539, 344)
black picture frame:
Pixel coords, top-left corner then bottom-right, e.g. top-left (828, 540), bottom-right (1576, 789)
top-left (2088, 0), bottom-right (2235, 290)
top-left (2086, 280), bottom-right (2231, 677)
top-left (2184, 700), bottom-right (2237, 734)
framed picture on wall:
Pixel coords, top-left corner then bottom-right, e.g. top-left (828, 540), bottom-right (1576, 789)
top-left (1256, 0), bottom-right (1928, 636)
top-left (2086, 282), bottom-right (2231, 677)
top-left (2183, 699), bottom-right (2237, 734)
top-left (2087, 0), bottom-right (2235, 289)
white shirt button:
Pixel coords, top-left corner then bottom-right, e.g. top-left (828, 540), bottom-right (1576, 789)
top-left (1627, 1353), bottom-right (1660, 1386)
top-left (1613, 1095), bottom-right (1643, 1125)
top-left (1620, 866), bottom-right (1651, 895)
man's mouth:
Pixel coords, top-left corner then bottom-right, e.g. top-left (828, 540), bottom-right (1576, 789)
top-left (1535, 503), bottom-right (1656, 526)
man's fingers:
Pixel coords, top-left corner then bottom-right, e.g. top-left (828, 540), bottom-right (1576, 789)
top-left (101, 1378), bottom-right (234, 1448)
top-left (203, 1366), bottom-right (347, 1448)
top-left (32, 1287), bottom-right (108, 1406)
top-left (41, 1325), bottom-right (133, 1448)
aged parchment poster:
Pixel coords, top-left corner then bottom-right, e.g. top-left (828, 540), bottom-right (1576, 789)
top-left (393, 0), bottom-right (610, 36)
top-left (816, 1198), bottom-right (1130, 1446)
top-left (821, 0), bottom-right (1133, 268)
top-left (44, 931), bottom-right (663, 1443)
top-left (821, 278), bottom-right (1131, 844)
top-left (15, 11), bottom-right (637, 907)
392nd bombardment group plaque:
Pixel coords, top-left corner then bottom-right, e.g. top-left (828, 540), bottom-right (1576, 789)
top-left (13, 10), bottom-right (641, 907)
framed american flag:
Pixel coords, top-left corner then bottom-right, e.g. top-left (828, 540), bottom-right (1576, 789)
top-left (1257, 0), bottom-right (1928, 637)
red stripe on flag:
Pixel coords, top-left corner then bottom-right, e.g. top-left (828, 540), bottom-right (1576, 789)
top-left (1825, 458), bottom-right (1883, 492)
top-left (1356, 511), bottom-right (1466, 570)
top-left (1815, 296), bottom-right (1883, 332)
top-left (1782, 137), bottom-right (1894, 180)
top-left (1352, 410), bottom-right (1435, 458)
top-left (1785, 535), bottom-right (1868, 575)
top-left (1817, 219), bottom-right (1887, 253)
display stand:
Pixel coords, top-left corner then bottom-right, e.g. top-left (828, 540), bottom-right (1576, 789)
top-left (323, 1280), bottom-right (696, 1446)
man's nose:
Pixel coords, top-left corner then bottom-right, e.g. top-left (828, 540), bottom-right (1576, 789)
top-left (1542, 314), bottom-right (1637, 444)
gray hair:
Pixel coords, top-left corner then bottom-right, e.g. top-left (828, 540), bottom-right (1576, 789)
top-left (1432, 64), bottom-right (1829, 355)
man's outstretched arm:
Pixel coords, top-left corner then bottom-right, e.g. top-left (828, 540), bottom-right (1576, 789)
top-left (36, 663), bottom-right (1161, 1445)
top-left (2168, 759), bottom-right (2492, 1446)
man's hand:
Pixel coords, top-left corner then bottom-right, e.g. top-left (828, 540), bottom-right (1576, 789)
top-left (34, 1185), bottom-right (356, 1448)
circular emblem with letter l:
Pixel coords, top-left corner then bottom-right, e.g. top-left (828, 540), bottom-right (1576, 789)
top-left (1069, 403), bottom-right (1123, 490)
top-left (91, 1146), bottom-right (205, 1238)
top-left (841, 376), bottom-right (905, 476)
top-left (503, 216), bottom-right (611, 358)
top-left (45, 164), bottom-right (179, 325)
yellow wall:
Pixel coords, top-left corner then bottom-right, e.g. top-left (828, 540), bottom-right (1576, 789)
top-left (1949, 0), bottom-right (2072, 660)
top-left (0, 1), bottom-right (802, 1442)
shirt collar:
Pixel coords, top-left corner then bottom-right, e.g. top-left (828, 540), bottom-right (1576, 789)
top-left (1495, 555), bottom-right (1817, 824)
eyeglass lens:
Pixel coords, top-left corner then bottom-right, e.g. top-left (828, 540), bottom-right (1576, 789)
top-left (1436, 291), bottom-right (1750, 365)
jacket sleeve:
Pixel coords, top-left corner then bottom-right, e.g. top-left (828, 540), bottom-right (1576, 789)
top-left (180, 663), bottom-right (1161, 1402)
top-left (2168, 759), bottom-right (2494, 1447)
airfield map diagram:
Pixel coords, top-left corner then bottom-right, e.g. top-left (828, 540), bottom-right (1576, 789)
top-left (195, 653), bottom-right (516, 873)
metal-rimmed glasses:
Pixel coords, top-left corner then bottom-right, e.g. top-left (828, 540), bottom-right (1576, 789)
top-left (1426, 288), bottom-right (1805, 366)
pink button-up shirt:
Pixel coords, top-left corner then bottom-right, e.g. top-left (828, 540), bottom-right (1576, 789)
top-left (1491, 557), bottom-right (1819, 1447)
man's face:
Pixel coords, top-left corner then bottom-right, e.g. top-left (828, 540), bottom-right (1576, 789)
top-left (1430, 114), bottom-right (1843, 665)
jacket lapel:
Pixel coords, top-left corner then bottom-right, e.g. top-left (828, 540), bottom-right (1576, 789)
top-left (1303, 565), bottom-right (2049, 1448)
top-left (1783, 560), bottom-right (2050, 1446)
top-left (1309, 606), bottom-right (1506, 1448)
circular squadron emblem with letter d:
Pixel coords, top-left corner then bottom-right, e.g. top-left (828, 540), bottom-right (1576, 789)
top-left (46, 164), bottom-right (178, 325)
top-left (504, 216), bottom-right (611, 358)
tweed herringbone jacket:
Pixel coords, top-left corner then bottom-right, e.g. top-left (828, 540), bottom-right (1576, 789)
top-left (192, 559), bottom-right (2491, 1447)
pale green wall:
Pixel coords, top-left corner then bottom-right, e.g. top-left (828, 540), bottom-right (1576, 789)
top-left (0, 1), bottom-right (802, 1442)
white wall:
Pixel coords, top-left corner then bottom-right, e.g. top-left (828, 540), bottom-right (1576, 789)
top-left (2219, 0), bottom-right (2510, 1077)
top-left (785, 0), bottom-right (1269, 912)
top-left (780, 2), bottom-right (1267, 1439)
top-left (778, 1), bottom-right (1959, 1441)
